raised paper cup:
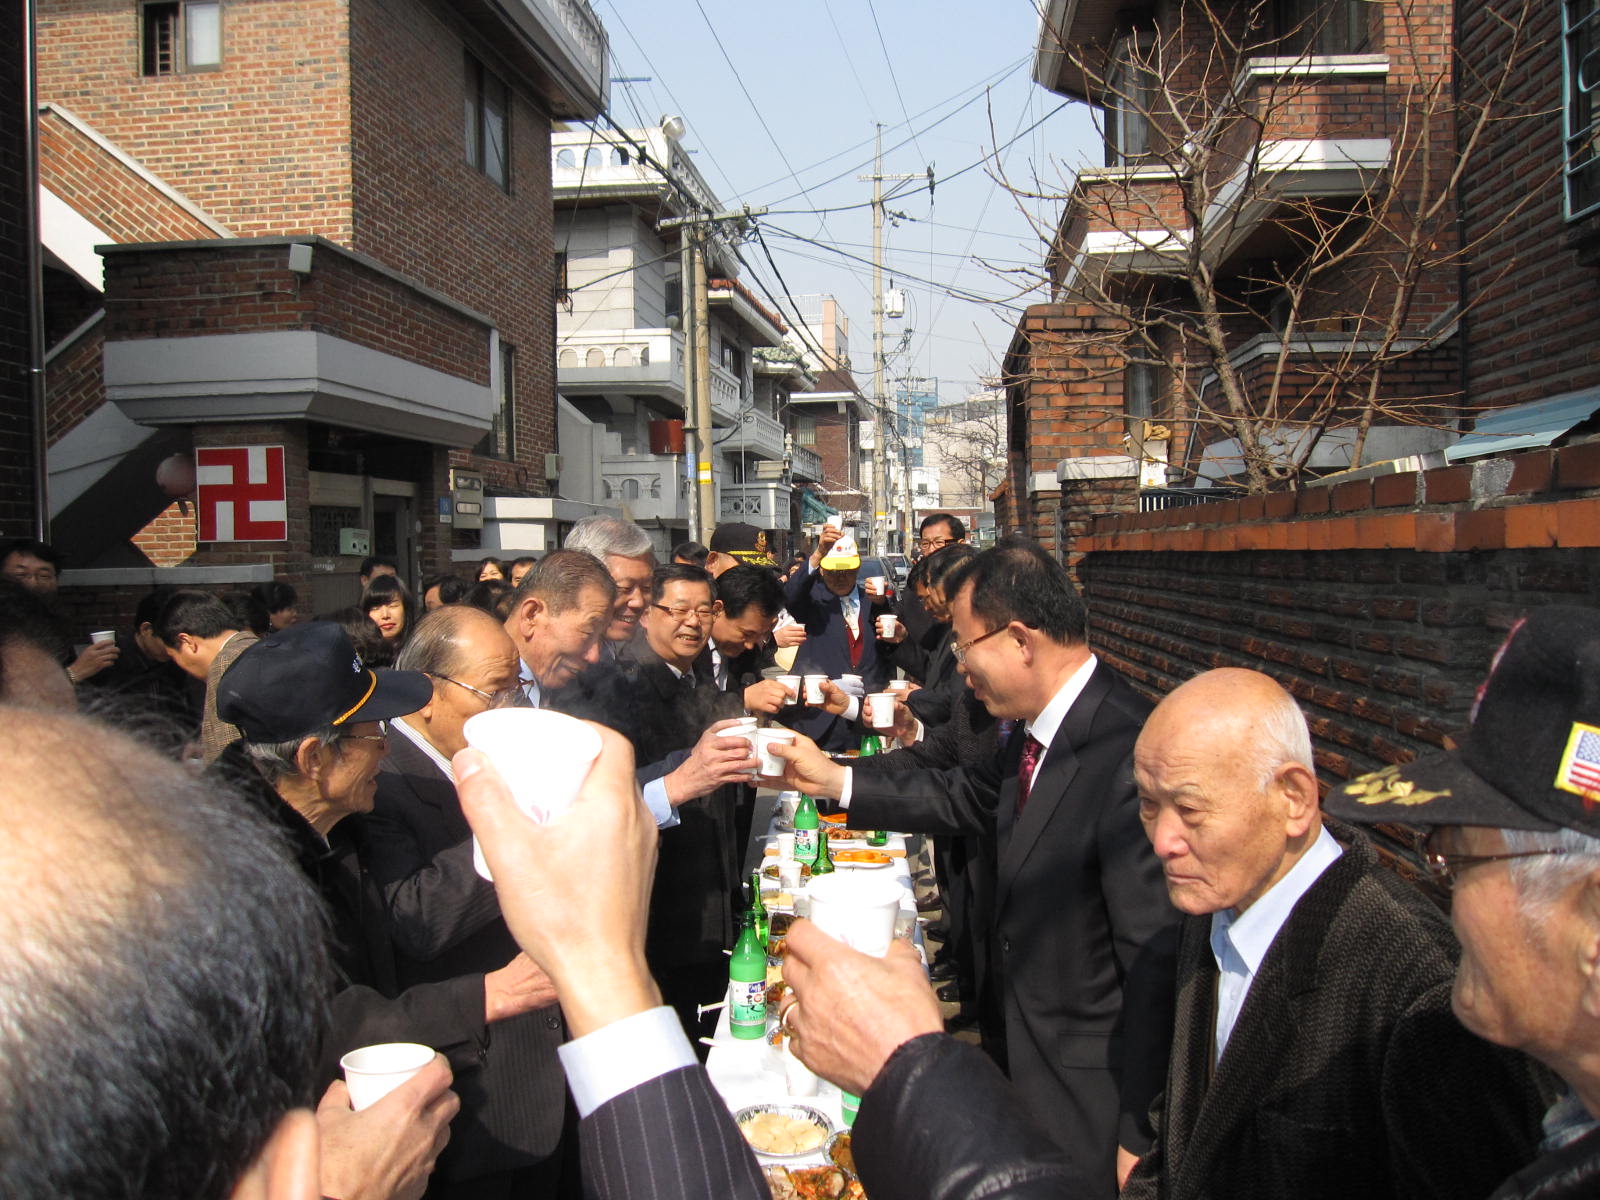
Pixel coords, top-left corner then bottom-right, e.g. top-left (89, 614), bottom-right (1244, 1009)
top-left (775, 674), bottom-right (801, 705)
top-left (866, 692), bottom-right (897, 729)
top-left (803, 674), bottom-right (827, 704)
top-left (464, 708), bottom-right (602, 880)
top-left (755, 726), bottom-right (798, 777)
top-left (875, 614), bottom-right (898, 638)
top-left (89, 630), bottom-right (116, 645)
top-left (887, 678), bottom-right (913, 696)
top-left (805, 872), bottom-right (904, 957)
top-left (339, 1042), bottom-right (434, 1111)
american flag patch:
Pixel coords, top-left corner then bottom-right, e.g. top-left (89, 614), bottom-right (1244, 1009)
top-left (1555, 722), bottom-right (1600, 804)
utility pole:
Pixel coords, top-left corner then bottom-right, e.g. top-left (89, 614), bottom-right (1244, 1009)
top-left (659, 205), bottom-right (766, 544)
top-left (860, 128), bottom-right (925, 554)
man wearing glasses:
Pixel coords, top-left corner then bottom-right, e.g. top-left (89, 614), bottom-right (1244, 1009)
top-left (1327, 605), bottom-right (1600, 1200)
top-left (772, 541), bottom-right (1175, 1196)
top-left (1119, 667), bottom-right (1544, 1200)
top-left (361, 603), bottom-right (574, 1197)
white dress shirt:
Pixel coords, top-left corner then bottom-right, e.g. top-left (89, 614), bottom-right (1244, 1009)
top-left (1209, 824), bottom-right (1342, 1063)
top-left (837, 652), bottom-right (1099, 808)
top-left (558, 1005), bottom-right (696, 1117)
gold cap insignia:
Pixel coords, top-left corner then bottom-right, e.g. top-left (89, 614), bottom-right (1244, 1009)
top-left (1349, 763), bottom-right (1452, 807)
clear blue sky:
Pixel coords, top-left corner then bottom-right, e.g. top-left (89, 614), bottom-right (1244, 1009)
top-left (593, 0), bottom-right (1100, 405)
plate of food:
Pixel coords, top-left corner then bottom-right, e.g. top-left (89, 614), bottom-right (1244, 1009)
top-left (764, 1164), bottom-right (865, 1199)
top-left (831, 849), bottom-right (894, 868)
top-left (735, 1103), bottom-right (833, 1162)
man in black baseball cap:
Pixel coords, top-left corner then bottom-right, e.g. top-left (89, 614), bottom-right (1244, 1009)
top-left (705, 522), bottom-right (778, 576)
top-left (212, 623), bottom-right (492, 1092)
top-left (1327, 605), bottom-right (1600, 1200)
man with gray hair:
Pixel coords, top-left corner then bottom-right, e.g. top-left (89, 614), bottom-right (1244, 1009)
top-left (1327, 605), bottom-right (1600, 1199)
top-left (565, 515), bottom-right (655, 652)
top-left (363, 605), bottom-right (571, 1195)
top-left (1121, 667), bottom-right (1544, 1200)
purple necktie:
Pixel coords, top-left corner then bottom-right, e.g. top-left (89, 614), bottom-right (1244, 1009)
top-left (1017, 734), bottom-right (1045, 814)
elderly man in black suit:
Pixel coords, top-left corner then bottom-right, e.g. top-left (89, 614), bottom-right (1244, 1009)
top-left (771, 541), bottom-right (1179, 1195)
top-left (1119, 667), bottom-right (1545, 1200)
top-left (359, 605), bottom-right (573, 1197)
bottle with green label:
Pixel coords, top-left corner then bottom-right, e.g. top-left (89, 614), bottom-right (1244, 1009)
top-left (747, 869), bottom-right (768, 944)
top-left (794, 793), bottom-right (821, 866)
top-left (728, 912), bottom-right (767, 1040)
top-left (811, 825), bottom-right (836, 877)
top-left (858, 732), bottom-right (881, 757)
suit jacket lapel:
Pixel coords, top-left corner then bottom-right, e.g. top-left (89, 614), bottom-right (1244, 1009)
top-left (385, 729), bottom-right (459, 816)
top-left (1170, 847), bottom-right (1361, 1199)
top-left (1162, 922), bottom-right (1220, 1200)
top-left (995, 664), bottom-right (1110, 912)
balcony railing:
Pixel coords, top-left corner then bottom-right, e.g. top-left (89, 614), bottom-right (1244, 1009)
top-left (720, 481), bottom-right (792, 529)
top-left (721, 409), bottom-right (786, 460)
top-left (791, 445), bottom-right (824, 482)
top-left (556, 329), bottom-right (685, 405)
top-left (600, 451), bottom-right (688, 524)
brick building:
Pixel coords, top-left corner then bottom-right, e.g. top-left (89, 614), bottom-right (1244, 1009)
top-left (999, 0), bottom-right (1600, 803)
top-left (33, 0), bottom-right (606, 617)
top-left (791, 367), bottom-right (870, 533)
top-left (1007, 0), bottom-right (1462, 550)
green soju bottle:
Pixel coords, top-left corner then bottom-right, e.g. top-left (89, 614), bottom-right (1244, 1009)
top-left (858, 736), bottom-right (888, 843)
top-left (794, 793), bottom-right (821, 866)
top-left (747, 869), bottom-right (768, 944)
top-left (729, 912), bottom-right (767, 1040)
top-left (811, 826), bottom-right (836, 876)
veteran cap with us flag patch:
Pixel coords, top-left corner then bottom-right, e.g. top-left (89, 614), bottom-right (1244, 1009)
top-left (1326, 605), bottom-right (1600, 838)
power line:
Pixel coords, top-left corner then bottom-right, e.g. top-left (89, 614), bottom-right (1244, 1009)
top-left (864, 0), bottom-right (925, 163)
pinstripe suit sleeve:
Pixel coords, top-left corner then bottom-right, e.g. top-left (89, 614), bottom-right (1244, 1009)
top-left (580, 1066), bottom-right (768, 1200)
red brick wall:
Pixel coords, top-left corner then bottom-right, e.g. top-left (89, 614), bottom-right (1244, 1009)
top-left (809, 406), bottom-right (859, 493)
top-left (131, 501), bottom-right (198, 566)
top-left (1458, 0), bottom-right (1600, 407)
top-left (38, 109), bottom-right (221, 243)
top-left (35, 0), bottom-right (354, 240)
top-left (347, 0), bottom-right (557, 496)
top-left (102, 241), bottom-right (491, 386)
top-left (44, 324), bottom-right (104, 447)
top-left (1075, 443), bottom-right (1600, 781)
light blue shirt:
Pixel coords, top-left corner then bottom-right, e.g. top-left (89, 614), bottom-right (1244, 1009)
top-left (1209, 824), bottom-right (1342, 1064)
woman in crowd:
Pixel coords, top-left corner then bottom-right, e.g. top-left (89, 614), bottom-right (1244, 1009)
top-left (250, 580), bottom-right (300, 630)
top-left (360, 574), bottom-right (416, 657)
top-left (477, 556), bottom-right (506, 583)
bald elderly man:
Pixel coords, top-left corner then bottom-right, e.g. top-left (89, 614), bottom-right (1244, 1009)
top-left (1122, 669), bottom-right (1544, 1200)
top-left (772, 668), bottom-right (1547, 1200)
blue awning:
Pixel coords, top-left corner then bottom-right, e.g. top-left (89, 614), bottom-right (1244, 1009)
top-left (1445, 387), bottom-right (1600, 462)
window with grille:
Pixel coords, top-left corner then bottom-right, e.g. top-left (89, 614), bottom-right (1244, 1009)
top-left (476, 343), bottom-right (515, 460)
top-left (1567, 0), bottom-right (1600, 220)
top-left (141, 1), bottom-right (221, 76)
top-left (795, 416), bottom-right (817, 446)
top-left (464, 53), bottom-right (510, 189)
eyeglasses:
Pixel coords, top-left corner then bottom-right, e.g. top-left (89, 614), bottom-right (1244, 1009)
top-left (918, 536), bottom-right (958, 551)
top-left (428, 673), bottom-right (522, 709)
top-left (652, 604), bottom-right (715, 623)
top-left (1421, 839), bottom-right (1571, 886)
top-left (952, 626), bottom-right (1007, 665)
top-left (339, 731), bottom-right (390, 745)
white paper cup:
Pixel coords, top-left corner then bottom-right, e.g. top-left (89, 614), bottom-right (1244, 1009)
top-left (756, 726), bottom-right (798, 776)
top-left (778, 791), bottom-right (801, 826)
top-left (805, 872), bottom-right (904, 957)
top-left (865, 575), bottom-right (887, 593)
top-left (339, 1042), bottom-right (434, 1111)
top-left (887, 679), bottom-right (912, 696)
top-left (803, 674), bottom-right (827, 704)
top-left (875, 614), bottom-right (898, 639)
top-left (775, 674), bottom-right (801, 705)
top-left (89, 630), bottom-right (116, 645)
top-left (784, 1039), bottom-right (819, 1096)
top-left (779, 858), bottom-right (803, 891)
top-left (777, 832), bottom-right (796, 860)
top-left (866, 692), bottom-right (897, 729)
top-left (463, 709), bottom-right (603, 880)
top-left (723, 717), bottom-right (760, 777)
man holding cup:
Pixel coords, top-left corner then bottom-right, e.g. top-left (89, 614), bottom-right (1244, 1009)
top-left (779, 526), bottom-right (896, 751)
